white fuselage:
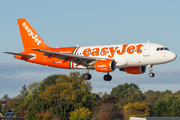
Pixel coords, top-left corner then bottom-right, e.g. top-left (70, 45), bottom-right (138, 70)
top-left (73, 43), bottom-right (176, 69)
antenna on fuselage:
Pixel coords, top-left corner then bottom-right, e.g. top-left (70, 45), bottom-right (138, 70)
top-left (147, 40), bottom-right (150, 43)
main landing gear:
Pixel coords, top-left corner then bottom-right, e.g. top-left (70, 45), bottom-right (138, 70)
top-left (83, 69), bottom-right (92, 80)
top-left (83, 70), bottom-right (112, 81)
top-left (148, 65), bottom-right (155, 77)
top-left (103, 73), bottom-right (112, 81)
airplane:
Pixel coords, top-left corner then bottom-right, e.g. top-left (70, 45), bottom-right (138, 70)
top-left (4, 18), bottom-right (177, 81)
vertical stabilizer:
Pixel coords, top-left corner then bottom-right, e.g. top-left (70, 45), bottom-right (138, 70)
top-left (17, 18), bottom-right (50, 51)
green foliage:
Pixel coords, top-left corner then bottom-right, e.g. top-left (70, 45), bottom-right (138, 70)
top-left (51, 99), bottom-right (74, 120)
top-left (40, 72), bottom-right (96, 110)
top-left (9, 97), bottom-right (23, 117)
top-left (0, 100), bottom-right (2, 114)
top-left (111, 83), bottom-right (145, 110)
top-left (7, 72), bottom-right (180, 119)
top-left (8, 72), bottom-right (96, 119)
top-left (158, 90), bottom-right (173, 99)
top-left (39, 74), bottom-right (60, 93)
top-left (144, 90), bottom-right (161, 103)
top-left (24, 101), bottom-right (51, 120)
top-left (8, 85), bottom-right (29, 117)
top-left (101, 93), bottom-right (119, 104)
top-left (69, 107), bottom-right (92, 120)
top-left (151, 94), bottom-right (180, 117)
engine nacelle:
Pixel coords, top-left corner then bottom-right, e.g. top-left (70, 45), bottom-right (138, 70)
top-left (119, 66), bottom-right (146, 74)
top-left (94, 59), bottom-right (116, 72)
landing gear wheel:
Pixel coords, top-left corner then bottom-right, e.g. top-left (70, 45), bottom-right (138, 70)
top-left (103, 74), bottom-right (112, 81)
top-left (149, 73), bottom-right (155, 77)
top-left (148, 65), bottom-right (155, 78)
top-left (83, 73), bottom-right (92, 80)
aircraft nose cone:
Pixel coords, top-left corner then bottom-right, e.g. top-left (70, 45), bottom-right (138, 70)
top-left (169, 52), bottom-right (177, 61)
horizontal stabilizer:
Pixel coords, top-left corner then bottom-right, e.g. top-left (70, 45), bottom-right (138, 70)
top-left (3, 52), bottom-right (34, 59)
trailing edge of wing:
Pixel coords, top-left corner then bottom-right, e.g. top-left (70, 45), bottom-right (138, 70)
top-left (3, 52), bottom-right (34, 59)
top-left (31, 49), bottom-right (105, 62)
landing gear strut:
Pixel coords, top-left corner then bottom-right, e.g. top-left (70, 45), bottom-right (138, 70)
top-left (148, 65), bottom-right (155, 77)
top-left (103, 72), bottom-right (112, 81)
top-left (83, 69), bottom-right (92, 80)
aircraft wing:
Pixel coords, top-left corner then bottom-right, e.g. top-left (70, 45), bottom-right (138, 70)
top-left (3, 52), bottom-right (34, 59)
top-left (32, 49), bottom-right (106, 65)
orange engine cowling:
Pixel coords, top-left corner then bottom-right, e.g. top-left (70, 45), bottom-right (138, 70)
top-left (94, 59), bottom-right (116, 72)
top-left (119, 66), bottom-right (146, 74)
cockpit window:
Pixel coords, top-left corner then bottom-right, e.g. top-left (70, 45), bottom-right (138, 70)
top-left (156, 47), bottom-right (169, 51)
top-left (164, 47), bottom-right (169, 50)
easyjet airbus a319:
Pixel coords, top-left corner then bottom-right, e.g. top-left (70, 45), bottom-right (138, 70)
top-left (4, 18), bottom-right (177, 81)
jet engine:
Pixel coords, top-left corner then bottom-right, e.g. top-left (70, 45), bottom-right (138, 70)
top-left (94, 59), bottom-right (116, 72)
top-left (119, 66), bottom-right (146, 74)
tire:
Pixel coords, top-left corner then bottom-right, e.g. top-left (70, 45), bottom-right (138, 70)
top-left (149, 73), bottom-right (155, 77)
top-left (83, 73), bottom-right (92, 80)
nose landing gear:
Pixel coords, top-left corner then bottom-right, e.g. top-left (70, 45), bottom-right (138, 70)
top-left (148, 65), bottom-right (155, 77)
top-left (103, 72), bottom-right (112, 81)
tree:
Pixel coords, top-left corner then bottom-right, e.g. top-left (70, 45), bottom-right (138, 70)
top-left (69, 107), bottom-right (92, 120)
top-left (158, 90), bottom-right (172, 100)
top-left (124, 102), bottom-right (151, 120)
top-left (0, 100), bottom-right (2, 114)
top-left (24, 101), bottom-right (52, 120)
top-left (8, 72), bottom-right (97, 119)
top-left (111, 83), bottom-right (144, 110)
top-left (19, 85), bottom-right (29, 98)
top-left (8, 85), bottom-right (29, 117)
top-left (151, 94), bottom-right (180, 117)
top-left (144, 90), bottom-right (161, 103)
top-left (35, 111), bottom-right (53, 120)
top-left (94, 93), bottom-right (119, 113)
top-left (40, 72), bottom-right (96, 110)
top-left (38, 74), bottom-right (60, 93)
top-left (100, 93), bottom-right (119, 104)
top-left (93, 103), bottom-right (118, 120)
top-left (1, 94), bottom-right (10, 101)
top-left (51, 98), bottom-right (74, 120)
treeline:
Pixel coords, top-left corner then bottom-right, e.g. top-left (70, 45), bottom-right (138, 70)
top-left (1, 72), bottom-right (180, 120)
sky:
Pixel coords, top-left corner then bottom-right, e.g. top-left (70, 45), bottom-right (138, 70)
top-left (0, 0), bottom-right (180, 98)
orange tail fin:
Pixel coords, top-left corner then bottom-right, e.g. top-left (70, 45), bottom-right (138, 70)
top-left (17, 18), bottom-right (50, 51)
